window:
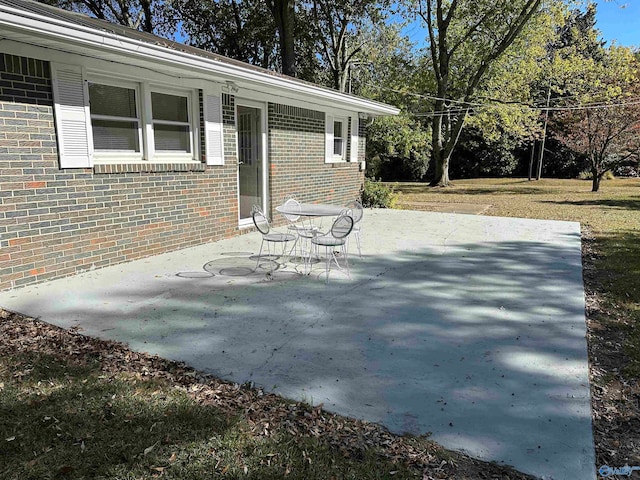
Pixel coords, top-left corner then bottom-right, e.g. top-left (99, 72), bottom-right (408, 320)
top-left (88, 82), bottom-right (141, 153)
top-left (51, 63), bottom-right (224, 169)
top-left (151, 91), bottom-right (191, 153)
top-left (325, 114), bottom-right (348, 163)
top-left (87, 79), bottom-right (196, 162)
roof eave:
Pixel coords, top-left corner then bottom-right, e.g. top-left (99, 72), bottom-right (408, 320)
top-left (0, 5), bottom-right (400, 116)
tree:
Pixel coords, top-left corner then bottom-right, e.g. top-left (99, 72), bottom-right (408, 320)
top-left (553, 47), bottom-right (640, 192)
top-left (417, 0), bottom-right (544, 186)
top-left (366, 113), bottom-right (431, 181)
top-left (266, 0), bottom-right (297, 77)
top-left (39, 0), bottom-right (172, 34)
top-left (307, 0), bottom-right (390, 92)
top-left (177, 0), bottom-right (278, 69)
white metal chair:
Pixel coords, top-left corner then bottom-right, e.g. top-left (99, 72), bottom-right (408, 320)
top-left (311, 212), bottom-right (354, 283)
top-left (280, 197), bottom-right (320, 269)
top-left (345, 199), bottom-right (364, 257)
top-left (251, 205), bottom-right (296, 274)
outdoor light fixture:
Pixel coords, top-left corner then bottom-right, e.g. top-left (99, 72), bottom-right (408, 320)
top-left (223, 80), bottom-right (239, 93)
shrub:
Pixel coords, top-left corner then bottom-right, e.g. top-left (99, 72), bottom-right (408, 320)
top-left (361, 178), bottom-right (397, 208)
top-left (577, 169), bottom-right (615, 180)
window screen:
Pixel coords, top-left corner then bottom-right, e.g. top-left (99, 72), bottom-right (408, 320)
top-left (151, 92), bottom-right (191, 153)
top-left (89, 83), bottom-right (140, 152)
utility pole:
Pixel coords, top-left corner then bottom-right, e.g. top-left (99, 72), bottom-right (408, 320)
top-left (528, 142), bottom-right (535, 181)
top-left (536, 85), bottom-right (552, 180)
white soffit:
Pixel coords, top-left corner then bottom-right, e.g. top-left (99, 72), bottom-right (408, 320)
top-left (0, 6), bottom-right (400, 116)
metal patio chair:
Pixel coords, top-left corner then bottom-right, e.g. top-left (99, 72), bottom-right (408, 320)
top-left (280, 196), bottom-right (319, 268)
top-left (345, 199), bottom-right (364, 257)
top-left (251, 205), bottom-right (296, 274)
top-left (311, 211), bottom-right (354, 283)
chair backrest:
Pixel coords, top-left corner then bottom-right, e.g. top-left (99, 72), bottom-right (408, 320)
top-left (251, 205), bottom-right (270, 235)
top-left (331, 213), bottom-right (354, 239)
top-left (282, 197), bottom-right (301, 223)
top-left (345, 199), bottom-right (364, 224)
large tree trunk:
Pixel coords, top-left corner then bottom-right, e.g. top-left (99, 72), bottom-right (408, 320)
top-left (431, 150), bottom-right (451, 186)
top-left (267, 0), bottom-right (296, 77)
top-left (592, 167), bottom-right (601, 192)
top-left (429, 100), bottom-right (449, 186)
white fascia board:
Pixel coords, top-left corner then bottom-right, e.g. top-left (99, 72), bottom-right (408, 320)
top-left (0, 6), bottom-right (400, 116)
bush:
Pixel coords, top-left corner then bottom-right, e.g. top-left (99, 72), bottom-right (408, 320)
top-left (361, 178), bottom-right (397, 208)
top-left (366, 114), bottom-right (431, 182)
top-left (577, 169), bottom-right (615, 180)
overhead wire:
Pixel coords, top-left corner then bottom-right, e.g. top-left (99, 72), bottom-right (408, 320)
top-left (367, 82), bottom-right (640, 116)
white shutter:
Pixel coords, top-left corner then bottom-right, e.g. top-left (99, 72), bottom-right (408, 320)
top-left (350, 115), bottom-right (359, 162)
top-left (325, 113), bottom-right (334, 163)
top-left (204, 93), bottom-right (224, 165)
top-left (51, 63), bottom-right (92, 168)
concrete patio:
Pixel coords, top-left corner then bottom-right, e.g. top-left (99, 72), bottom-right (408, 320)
top-left (0, 209), bottom-right (595, 480)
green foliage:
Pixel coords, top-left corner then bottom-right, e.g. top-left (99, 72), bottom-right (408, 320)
top-left (176, 0), bottom-right (278, 69)
top-left (361, 178), bottom-right (397, 208)
top-left (366, 114), bottom-right (431, 181)
top-left (451, 128), bottom-right (520, 178)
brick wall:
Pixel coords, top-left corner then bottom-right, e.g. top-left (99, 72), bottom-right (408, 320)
top-left (0, 53), bottom-right (365, 290)
top-left (0, 53), bottom-right (239, 290)
top-left (268, 104), bottom-right (364, 214)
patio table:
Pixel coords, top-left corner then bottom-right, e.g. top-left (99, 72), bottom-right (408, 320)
top-left (275, 203), bottom-right (347, 275)
top-left (275, 203), bottom-right (345, 217)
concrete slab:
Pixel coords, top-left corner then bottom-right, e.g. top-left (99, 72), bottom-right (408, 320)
top-left (0, 209), bottom-right (595, 480)
top-left (397, 201), bottom-right (492, 215)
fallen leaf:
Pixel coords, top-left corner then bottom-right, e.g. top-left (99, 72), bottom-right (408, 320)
top-left (144, 441), bottom-right (159, 456)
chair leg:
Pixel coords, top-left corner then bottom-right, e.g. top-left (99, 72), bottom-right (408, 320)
top-left (355, 231), bottom-right (362, 258)
top-left (342, 243), bottom-right (351, 278)
top-left (255, 239), bottom-right (265, 271)
top-left (324, 245), bottom-right (330, 283)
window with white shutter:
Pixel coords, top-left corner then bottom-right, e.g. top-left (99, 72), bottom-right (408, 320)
top-left (51, 63), bottom-right (92, 168)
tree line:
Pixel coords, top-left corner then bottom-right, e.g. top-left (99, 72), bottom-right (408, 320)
top-left (41, 0), bottom-right (640, 192)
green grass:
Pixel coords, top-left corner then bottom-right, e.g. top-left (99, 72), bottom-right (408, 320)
top-left (394, 177), bottom-right (640, 373)
top-left (0, 349), bottom-right (424, 479)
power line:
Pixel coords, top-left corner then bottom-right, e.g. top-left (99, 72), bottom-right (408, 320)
top-left (365, 81), bottom-right (640, 115)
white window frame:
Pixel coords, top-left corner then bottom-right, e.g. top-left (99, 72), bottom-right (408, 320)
top-left (87, 76), bottom-right (199, 164)
top-left (149, 86), bottom-right (196, 161)
top-left (87, 76), bottom-right (144, 162)
top-left (333, 116), bottom-right (347, 161)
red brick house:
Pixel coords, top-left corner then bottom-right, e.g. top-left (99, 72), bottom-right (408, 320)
top-left (0, 0), bottom-right (398, 290)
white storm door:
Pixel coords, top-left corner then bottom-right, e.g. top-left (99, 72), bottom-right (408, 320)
top-left (237, 101), bottom-right (267, 223)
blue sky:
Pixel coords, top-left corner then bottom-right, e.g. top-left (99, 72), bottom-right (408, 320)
top-left (594, 0), bottom-right (640, 47)
top-left (399, 1), bottom-right (640, 50)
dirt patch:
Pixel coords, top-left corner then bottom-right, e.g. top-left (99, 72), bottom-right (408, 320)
top-left (582, 228), bottom-right (640, 474)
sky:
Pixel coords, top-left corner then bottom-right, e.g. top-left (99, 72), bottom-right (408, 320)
top-left (594, 0), bottom-right (640, 47)
top-left (399, 1), bottom-right (640, 50)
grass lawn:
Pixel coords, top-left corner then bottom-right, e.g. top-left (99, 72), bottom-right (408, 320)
top-left (393, 177), bottom-right (640, 470)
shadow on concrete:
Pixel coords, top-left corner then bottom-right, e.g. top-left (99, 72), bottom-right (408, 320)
top-left (5, 246), bottom-right (591, 478)
top-left (0, 212), bottom-right (594, 479)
